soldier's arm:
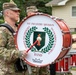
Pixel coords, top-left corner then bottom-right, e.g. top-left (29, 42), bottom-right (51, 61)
top-left (0, 27), bottom-right (24, 63)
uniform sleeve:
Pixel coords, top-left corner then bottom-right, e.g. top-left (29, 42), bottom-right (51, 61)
top-left (0, 27), bottom-right (21, 63)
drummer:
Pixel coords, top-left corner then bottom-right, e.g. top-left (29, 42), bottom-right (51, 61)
top-left (26, 6), bottom-right (38, 16)
top-left (0, 1), bottom-right (28, 75)
top-left (26, 6), bottom-right (50, 75)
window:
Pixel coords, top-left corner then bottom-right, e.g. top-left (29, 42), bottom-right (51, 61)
top-left (72, 6), bottom-right (76, 17)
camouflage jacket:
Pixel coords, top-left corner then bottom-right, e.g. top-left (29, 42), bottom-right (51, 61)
top-left (0, 25), bottom-right (49, 75)
top-left (0, 26), bottom-right (21, 74)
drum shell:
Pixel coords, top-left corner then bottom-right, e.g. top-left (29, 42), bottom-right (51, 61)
top-left (55, 20), bottom-right (72, 60)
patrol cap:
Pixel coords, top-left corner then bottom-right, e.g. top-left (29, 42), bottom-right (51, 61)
top-left (2, 2), bottom-right (20, 11)
top-left (26, 6), bottom-right (38, 13)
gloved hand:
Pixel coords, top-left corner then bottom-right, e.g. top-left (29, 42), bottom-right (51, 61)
top-left (19, 50), bottom-right (28, 60)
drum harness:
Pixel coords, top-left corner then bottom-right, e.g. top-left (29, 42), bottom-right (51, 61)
top-left (0, 23), bottom-right (32, 74)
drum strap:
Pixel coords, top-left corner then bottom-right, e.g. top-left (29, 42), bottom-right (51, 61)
top-left (0, 23), bottom-right (28, 73)
top-left (0, 23), bottom-right (15, 35)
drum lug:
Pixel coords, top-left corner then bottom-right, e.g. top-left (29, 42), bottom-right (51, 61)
top-left (62, 47), bottom-right (71, 50)
top-left (13, 32), bottom-right (16, 36)
top-left (62, 31), bottom-right (70, 34)
top-left (50, 16), bottom-right (63, 21)
top-left (56, 18), bottom-right (63, 21)
top-left (36, 12), bottom-right (42, 15)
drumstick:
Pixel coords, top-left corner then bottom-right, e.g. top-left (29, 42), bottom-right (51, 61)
top-left (26, 40), bottom-right (38, 53)
top-left (26, 34), bottom-right (42, 53)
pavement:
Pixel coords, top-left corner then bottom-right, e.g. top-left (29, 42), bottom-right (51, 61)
top-left (70, 70), bottom-right (76, 75)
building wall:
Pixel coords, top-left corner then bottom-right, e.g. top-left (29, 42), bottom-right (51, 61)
top-left (52, 0), bottom-right (76, 29)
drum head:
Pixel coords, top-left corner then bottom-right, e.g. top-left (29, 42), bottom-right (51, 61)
top-left (15, 13), bottom-right (63, 67)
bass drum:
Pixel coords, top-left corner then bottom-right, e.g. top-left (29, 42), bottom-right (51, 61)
top-left (14, 13), bottom-right (72, 67)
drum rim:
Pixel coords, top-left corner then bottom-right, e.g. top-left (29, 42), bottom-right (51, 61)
top-left (14, 13), bottom-right (72, 67)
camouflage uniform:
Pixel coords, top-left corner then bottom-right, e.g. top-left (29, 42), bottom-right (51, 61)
top-left (0, 27), bottom-right (26, 75)
top-left (0, 22), bottom-right (49, 75)
top-left (30, 66), bottom-right (49, 75)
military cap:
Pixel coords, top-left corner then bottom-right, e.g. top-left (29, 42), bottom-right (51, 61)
top-left (26, 6), bottom-right (38, 13)
top-left (2, 2), bottom-right (20, 11)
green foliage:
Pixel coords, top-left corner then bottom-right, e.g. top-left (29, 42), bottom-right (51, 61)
top-left (0, 19), bottom-right (4, 23)
top-left (71, 32), bottom-right (76, 34)
top-left (0, 0), bottom-right (9, 11)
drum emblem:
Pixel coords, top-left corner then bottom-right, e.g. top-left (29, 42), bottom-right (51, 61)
top-left (33, 31), bottom-right (45, 50)
top-left (25, 26), bottom-right (55, 53)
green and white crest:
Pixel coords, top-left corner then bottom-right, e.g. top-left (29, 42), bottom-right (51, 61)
top-left (25, 26), bottom-right (55, 53)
